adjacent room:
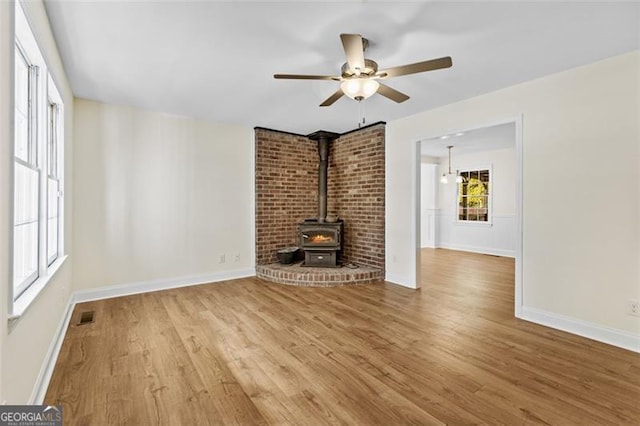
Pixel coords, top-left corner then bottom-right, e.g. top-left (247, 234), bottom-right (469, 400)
top-left (0, 1), bottom-right (638, 424)
top-left (419, 123), bottom-right (517, 305)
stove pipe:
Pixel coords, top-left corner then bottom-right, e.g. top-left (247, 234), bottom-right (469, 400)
top-left (317, 137), bottom-right (329, 223)
top-left (308, 131), bottom-right (340, 223)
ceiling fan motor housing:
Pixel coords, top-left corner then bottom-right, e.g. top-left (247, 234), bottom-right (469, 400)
top-left (341, 59), bottom-right (379, 78)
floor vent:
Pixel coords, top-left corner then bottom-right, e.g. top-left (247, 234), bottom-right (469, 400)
top-left (77, 311), bottom-right (95, 326)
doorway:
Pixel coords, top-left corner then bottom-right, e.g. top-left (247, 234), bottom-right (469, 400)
top-left (415, 118), bottom-right (523, 317)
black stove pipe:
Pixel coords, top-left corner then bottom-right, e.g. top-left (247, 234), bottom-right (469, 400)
top-left (308, 130), bottom-right (340, 223)
top-left (317, 137), bottom-right (329, 223)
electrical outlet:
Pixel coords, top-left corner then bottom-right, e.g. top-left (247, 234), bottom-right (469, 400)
top-left (234, 253), bottom-right (240, 262)
top-left (219, 254), bottom-right (225, 264)
top-left (628, 299), bottom-right (639, 317)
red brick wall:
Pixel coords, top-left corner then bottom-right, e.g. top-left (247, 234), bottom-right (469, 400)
top-left (328, 124), bottom-right (385, 269)
top-left (255, 128), bottom-right (318, 265)
top-left (255, 124), bottom-right (385, 270)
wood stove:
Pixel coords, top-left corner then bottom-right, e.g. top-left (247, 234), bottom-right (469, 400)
top-left (299, 220), bottom-right (343, 267)
top-left (298, 130), bottom-right (344, 267)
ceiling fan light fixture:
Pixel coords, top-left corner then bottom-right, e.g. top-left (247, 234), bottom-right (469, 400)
top-left (341, 78), bottom-right (379, 101)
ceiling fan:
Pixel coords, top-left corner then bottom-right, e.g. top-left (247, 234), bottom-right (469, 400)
top-left (274, 33), bottom-right (453, 107)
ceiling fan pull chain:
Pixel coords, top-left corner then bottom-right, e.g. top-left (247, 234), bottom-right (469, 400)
top-left (357, 100), bottom-right (366, 129)
top-left (362, 100), bottom-right (366, 126)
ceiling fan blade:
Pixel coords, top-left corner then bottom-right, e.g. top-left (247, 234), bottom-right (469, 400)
top-left (377, 82), bottom-right (410, 103)
top-left (378, 56), bottom-right (453, 78)
top-left (340, 33), bottom-right (365, 73)
top-left (319, 88), bottom-right (344, 107)
top-left (274, 74), bottom-right (340, 81)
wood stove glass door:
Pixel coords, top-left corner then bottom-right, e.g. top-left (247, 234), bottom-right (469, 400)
top-left (302, 229), bottom-right (337, 247)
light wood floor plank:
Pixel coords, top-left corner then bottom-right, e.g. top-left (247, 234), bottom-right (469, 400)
top-left (45, 249), bottom-right (640, 424)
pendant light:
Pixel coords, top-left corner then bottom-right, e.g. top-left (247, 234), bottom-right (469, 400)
top-left (441, 145), bottom-right (464, 184)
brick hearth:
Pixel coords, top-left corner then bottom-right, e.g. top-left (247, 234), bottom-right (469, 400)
top-left (256, 263), bottom-right (383, 287)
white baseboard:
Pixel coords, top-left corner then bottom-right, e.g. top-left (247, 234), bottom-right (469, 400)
top-left (520, 306), bottom-right (640, 353)
top-left (30, 268), bottom-right (256, 403)
top-left (385, 272), bottom-right (419, 289)
top-left (73, 268), bottom-right (255, 303)
top-left (29, 294), bottom-right (75, 404)
top-left (436, 242), bottom-right (515, 258)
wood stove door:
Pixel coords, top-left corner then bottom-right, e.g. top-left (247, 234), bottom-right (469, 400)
top-left (301, 228), bottom-right (339, 248)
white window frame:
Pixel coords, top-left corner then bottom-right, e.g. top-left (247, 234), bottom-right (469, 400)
top-left (13, 42), bottom-right (40, 297)
top-left (47, 76), bottom-right (63, 266)
top-left (455, 165), bottom-right (493, 226)
top-left (10, 2), bottom-right (66, 319)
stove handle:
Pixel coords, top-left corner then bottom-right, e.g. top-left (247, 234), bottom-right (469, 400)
top-left (301, 234), bottom-right (309, 239)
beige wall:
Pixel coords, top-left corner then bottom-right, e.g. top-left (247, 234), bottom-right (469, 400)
top-left (72, 99), bottom-right (254, 290)
top-left (0, 0), bottom-right (74, 403)
top-left (387, 51), bottom-right (639, 335)
top-left (0, 0), bottom-right (11, 404)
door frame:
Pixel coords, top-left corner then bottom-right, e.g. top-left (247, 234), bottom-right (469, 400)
top-left (414, 115), bottom-right (523, 317)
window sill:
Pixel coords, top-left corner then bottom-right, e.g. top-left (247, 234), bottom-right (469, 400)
top-left (9, 255), bottom-right (68, 322)
top-left (454, 220), bottom-right (493, 228)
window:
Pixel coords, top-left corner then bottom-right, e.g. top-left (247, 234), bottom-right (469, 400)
top-left (457, 168), bottom-right (491, 223)
top-left (11, 2), bottom-right (65, 314)
top-left (13, 44), bottom-right (40, 297)
top-left (47, 99), bottom-right (62, 265)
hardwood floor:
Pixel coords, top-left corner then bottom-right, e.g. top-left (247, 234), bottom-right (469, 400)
top-left (45, 249), bottom-right (640, 425)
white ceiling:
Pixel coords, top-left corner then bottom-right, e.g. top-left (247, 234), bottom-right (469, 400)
top-left (43, 1), bottom-right (639, 135)
top-left (420, 122), bottom-right (515, 158)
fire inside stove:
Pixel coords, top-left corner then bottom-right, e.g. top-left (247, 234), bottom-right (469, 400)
top-left (310, 234), bottom-right (334, 244)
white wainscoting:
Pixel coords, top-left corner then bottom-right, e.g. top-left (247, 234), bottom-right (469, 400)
top-left (420, 208), bottom-right (438, 248)
top-left (435, 214), bottom-right (516, 257)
